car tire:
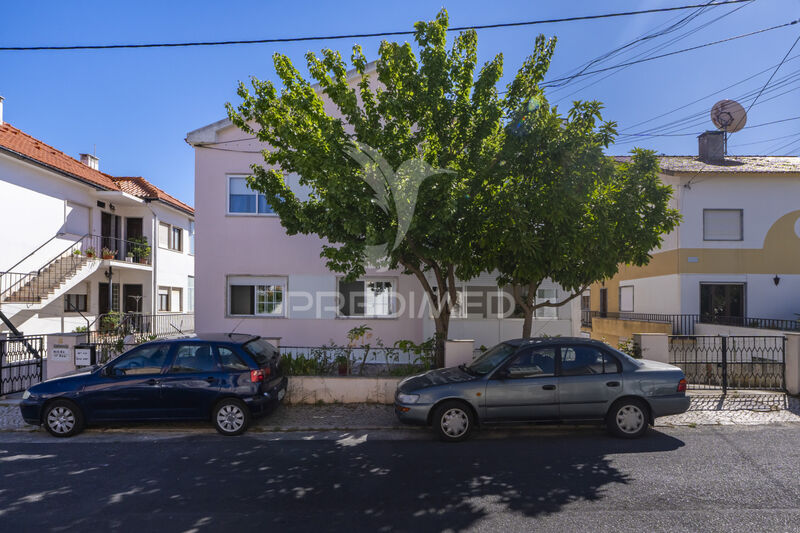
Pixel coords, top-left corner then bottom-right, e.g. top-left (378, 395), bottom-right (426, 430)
top-left (607, 398), bottom-right (650, 439)
top-left (433, 400), bottom-right (475, 443)
top-left (43, 399), bottom-right (84, 438)
top-left (213, 398), bottom-right (250, 436)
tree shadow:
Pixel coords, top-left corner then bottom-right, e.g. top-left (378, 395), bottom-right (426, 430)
top-left (0, 429), bottom-right (684, 532)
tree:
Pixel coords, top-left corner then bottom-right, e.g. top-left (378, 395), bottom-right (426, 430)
top-left (227, 10), bottom-right (508, 365)
top-left (473, 39), bottom-right (681, 338)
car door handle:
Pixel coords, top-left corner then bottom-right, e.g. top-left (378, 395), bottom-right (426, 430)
top-left (205, 377), bottom-right (216, 383)
top-left (146, 379), bottom-right (160, 386)
top-left (606, 381), bottom-right (621, 387)
top-left (542, 384), bottom-right (556, 390)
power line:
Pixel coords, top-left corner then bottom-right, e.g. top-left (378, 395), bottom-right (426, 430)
top-left (542, 18), bottom-right (800, 87)
top-left (745, 33), bottom-right (800, 114)
top-left (613, 115), bottom-right (800, 145)
top-left (0, 1), bottom-right (755, 51)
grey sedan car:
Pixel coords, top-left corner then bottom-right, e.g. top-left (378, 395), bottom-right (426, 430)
top-left (395, 337), bottom-right (690, 441)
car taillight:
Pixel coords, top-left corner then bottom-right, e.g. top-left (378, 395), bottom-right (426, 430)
top-left (263, 366), bottom-right (271, 377)
top-left (677, 378), bottom-right (687, 392)
top-left (251, 370), bottom-right (264, 383)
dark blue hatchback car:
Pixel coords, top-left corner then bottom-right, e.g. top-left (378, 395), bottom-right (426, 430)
top-left (20, 334), bottom-right (288, 437)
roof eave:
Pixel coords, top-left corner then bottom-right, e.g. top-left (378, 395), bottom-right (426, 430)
top-left (0, 145), bottom-right (112, 192)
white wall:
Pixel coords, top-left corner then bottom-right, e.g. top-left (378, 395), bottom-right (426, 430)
top-left (152, 203), bottom-right (195, 314)
top-left (626, 274), bottom-right (681, 314)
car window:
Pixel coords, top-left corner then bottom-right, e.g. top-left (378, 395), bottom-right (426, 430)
top-left (560, 346), bottom-right (620, 376)
top-left (243, 339), bottom-right (276, 367)
top-left (468, 343), bottom-right (517, 375)
top-left (217, 346), bottom-right (250, 371)
top-left (108, 344), bottom-right (170, 376)
top-left (168, 344), bottom-right (219, 373)
top-left (504, 347), bottom-right (556, 378)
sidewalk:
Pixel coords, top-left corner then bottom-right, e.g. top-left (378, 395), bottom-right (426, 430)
top-left (2, 392), bottom-right (799, 434)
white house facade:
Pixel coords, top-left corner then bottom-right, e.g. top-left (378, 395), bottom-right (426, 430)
top-left (0, 105), bottom-right (195, 337)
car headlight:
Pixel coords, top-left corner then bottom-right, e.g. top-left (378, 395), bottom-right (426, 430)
top-left (396, 393), bottom-right (419, 404)
top-left (22, 390), bottom-right (31, 400)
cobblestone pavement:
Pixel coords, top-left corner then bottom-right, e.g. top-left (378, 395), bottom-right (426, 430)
top-left (2, 392), bottom-right (799, 433)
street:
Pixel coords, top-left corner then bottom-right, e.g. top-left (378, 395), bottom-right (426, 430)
top-left (2, 425), bottom-right (800, 532)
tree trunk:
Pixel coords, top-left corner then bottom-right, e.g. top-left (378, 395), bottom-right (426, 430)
top-left (521, 309), bottom-right (533, 339)
top-left (401, 260), bottom-right (452, 368)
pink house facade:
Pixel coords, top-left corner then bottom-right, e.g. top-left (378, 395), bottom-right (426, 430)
top-left (186, 66), bottom-right (578, 349)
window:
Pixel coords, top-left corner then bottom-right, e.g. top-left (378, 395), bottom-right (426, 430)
top-left (700, 283), bottom-right (745, 323)
top-left (429, 285), bottom-right (468, 319)
top-left (703, 209), bottom-right (742, 241)
top-left (228, 276), bottom-right (286, 316)
top-left (64, 294), bottom-right (87, 312)
top-left (504, 347), bottom-right (556, 378)
top-left (170, 226), bottom-right (183, 252)
top-left (107, 344), bottom-right (170, 376)
top-left (217, 346), bottom-right (250, 371)
top-left (243, 338), bottom-right (278, 367)
top-left (338, 278), bottom-right (395, 317)
top-left (560, 346), bottom-right (620, 376)
top-left (189, 220), bottom-right (195, 255)
top-left (159, 286), bottom-right (183, 312)
top-left (158, 222), bottom-right (169, 249)
top-left (158, 222), bottom-right (184, 251)
top-left (619, 286), bottom-right (634, 312)
top-left (535, 288), bottom-right (558, 318)
top-left (580, 290), bottom-right (591, 312)
top-left (168, 344), bottom-right (219, 373)
top-left (228, 176), bottom-right (274, 214)
top-left (187, 276), bottom-right (194, 312)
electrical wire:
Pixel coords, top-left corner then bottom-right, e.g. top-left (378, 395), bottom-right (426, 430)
top-left (0, 1), bottom-right (756, 52)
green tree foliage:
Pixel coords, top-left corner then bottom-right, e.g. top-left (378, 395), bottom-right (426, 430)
top-left (227, 10), bottom-right (507, 365)
top-left (472, 37), bottom-right (681, 337)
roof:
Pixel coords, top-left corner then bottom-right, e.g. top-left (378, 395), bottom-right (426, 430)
top-left (112, 177), bottom-right (194, 215)
top-left (0, 121), bottom-right (193, 215)
top-left (613, 155), bottom-right (800, 174)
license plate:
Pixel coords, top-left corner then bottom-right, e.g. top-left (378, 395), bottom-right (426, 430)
top-left (277, 388), bottom-right (286, 401)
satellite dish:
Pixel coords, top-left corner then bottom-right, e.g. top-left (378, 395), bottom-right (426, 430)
top-left (710, 99), bottom-right (747, 133)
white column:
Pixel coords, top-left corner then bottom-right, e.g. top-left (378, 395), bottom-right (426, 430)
top-left (784, 333), bottom-right (800, 395)
top-left (445, 339), bottom-right (475, 368)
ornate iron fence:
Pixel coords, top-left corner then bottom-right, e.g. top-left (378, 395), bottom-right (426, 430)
top-left (1, 335), bottom-right (45, 395)
top-left (668, 335), bottom-right (785, 392)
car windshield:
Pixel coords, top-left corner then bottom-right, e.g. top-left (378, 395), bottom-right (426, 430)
top-left (468, 343), bottom-right (517, 375)
top-left (243, 338), bottom-right (275, 367)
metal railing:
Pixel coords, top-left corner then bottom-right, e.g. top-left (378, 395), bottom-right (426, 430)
top-left (668, 335), bottom-right (785, 392)
top-left (1, 335), bottom-right (45, 395)
top-left (89, 312), bottom-right (195, 342)
top-left (0, 234), bottom-right (152, 303)
top-left (582, 310), bottom-right (800, 336)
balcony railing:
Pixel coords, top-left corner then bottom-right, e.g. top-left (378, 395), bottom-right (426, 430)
top-left (89, 312), bottom-right (195, 342)
top-left (582, 310), bottom-right (800, 335)
top-left (76, 234), bottom-right (152, 265)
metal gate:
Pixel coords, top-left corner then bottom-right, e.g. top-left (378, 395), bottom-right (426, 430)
top-left (668, 335), bottom-right (785, 392)
top-left (0, 335), bottom-right (45, 395)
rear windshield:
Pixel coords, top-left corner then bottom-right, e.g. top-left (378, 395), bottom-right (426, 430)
top-left (243, 338), bottom-right (276, 367)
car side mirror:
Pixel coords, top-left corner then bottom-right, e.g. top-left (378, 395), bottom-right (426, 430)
top-left (494, 369), bottom-right (509, 380)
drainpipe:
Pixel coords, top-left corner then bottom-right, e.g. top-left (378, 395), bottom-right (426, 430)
top-left (147, 202), bottom-right (158, 317)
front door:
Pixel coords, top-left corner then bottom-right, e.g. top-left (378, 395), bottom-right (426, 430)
top-left (81, 344), bottom-right (171, 421)
top-left (483, 346), bottom-right (559, 421)
top-left (599, 288), bottom-right (608, 317)
top-left (557, 345), bottom-right (623, 420)
top-left (101, 212), bottom-right (121, 259)
top-left (125, 218), bottom-right (143, 259)
top-left (700, 283), bottom-right (745, 324)
top-left (98, 282), bottom-right (120, 318)
top-left (159, 343), bottom-right (224, 418)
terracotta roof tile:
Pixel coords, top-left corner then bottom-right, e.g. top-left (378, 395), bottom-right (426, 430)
top-left (0, 122), bottom-right (193, 215)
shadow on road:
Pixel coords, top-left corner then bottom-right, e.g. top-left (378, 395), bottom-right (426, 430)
top-left (0, 429), bottom-right (684, 532)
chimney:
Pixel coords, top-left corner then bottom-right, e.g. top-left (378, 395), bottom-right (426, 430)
top-left (80, 153), bottom-right (99, 170)
top-left (698, 130), bottom-right (724, 163)
top-left (0, 96), bottom-right (4, 125)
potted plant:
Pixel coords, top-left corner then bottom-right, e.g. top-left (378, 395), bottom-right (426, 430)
top-left (128, 236), bottom-right (151, 264)
top-left (84, 247), bottom-right (97, 259)
top-left (101, 247), bottom-right (116, 259)
top-left (72, 249), bottom-right (82, 256)
top-left (125, 252), bottom-right (134, 263)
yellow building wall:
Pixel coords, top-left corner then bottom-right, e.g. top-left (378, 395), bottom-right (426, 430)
top-left (587, 318), bottom-right (672, 348)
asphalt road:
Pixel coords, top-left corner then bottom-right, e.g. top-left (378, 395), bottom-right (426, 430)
top-left (2, 425), bottom-right (800, 532)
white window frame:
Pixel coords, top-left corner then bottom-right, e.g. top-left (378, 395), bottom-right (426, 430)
top-left (188, 220), bottom-right (195, 255)
top-left (187, 276), bottom-right (195, 312)
top-left (535, 288), bottom-right (558, 318)
top-left (158, 286), bottom-right (183, 313)
top-left (703, 209), bottom-right (743, 241)
top-left (227, 175), bottom-right (277, 216)
top-left (158, 222), bottom-right (170, 249)
top-left (227, 276), bottom-right (287, 317)
top-left (337, 277), bottom-right (397, 318)
top-left (619, 285), bottom-right (634, 313)
top-left (159, 222), bottom-right (184, 252)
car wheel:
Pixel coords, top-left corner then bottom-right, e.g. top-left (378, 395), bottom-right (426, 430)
top-left (433, 401), bottom-right (474, 442)
top-left (43, 400), bottom-right (84, 438)
top-left (607, 398), bottom-right (649, 439)
top-left (213, 398), bottom-right (250, 436)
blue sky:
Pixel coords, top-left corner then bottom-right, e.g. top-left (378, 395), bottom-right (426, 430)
top-left (0, 0), bottom-right (796, 206)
